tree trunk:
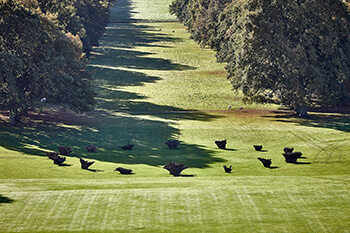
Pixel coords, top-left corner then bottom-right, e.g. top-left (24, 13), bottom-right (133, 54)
top-left (295, 105), bottom-right (308, 118)
top-left (9, 109), bottom-right (17, 126)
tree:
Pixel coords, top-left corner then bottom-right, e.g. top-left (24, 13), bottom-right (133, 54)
top-left (36, 0), bottom-right (114, 56)
top-left (171, 0), bottom-right (350, 116)
top-left (75, 0), bottom-right (112, 55)
top-left (0, 0), bottom-right (96, 124)
top-left (222, 0), bottom-right (350, 116)
top-left (170, 0), bottom-right (231, 49)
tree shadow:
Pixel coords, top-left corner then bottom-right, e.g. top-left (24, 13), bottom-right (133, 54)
top-left (0, 195), bottom-right (14, 205)
top-left (96, 24), bottom-right (175, 49)
top-left (91, 47), bottom-right (193, 71)
top-left (91, 0), bottom-right (194, 70)
top-left (109, 0), bottom-right (137, 23)
top-left (263, 109), bottom-right (350, 133)
top-left (91, 66), bottom-right (162, 87)
top-left (0, 109), bottom-right (225, 168)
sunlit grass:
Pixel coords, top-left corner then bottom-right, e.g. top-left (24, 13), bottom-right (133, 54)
top-left (110, 0), bottom-right (176, 22)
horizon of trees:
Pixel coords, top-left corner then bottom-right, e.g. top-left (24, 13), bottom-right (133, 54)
top-left (0, 0), bottom-right (115, 125)
top-left (170, 0), bottom-right (350, 116)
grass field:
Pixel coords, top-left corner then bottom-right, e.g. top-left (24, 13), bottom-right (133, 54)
top-left (0, 0), bottom-right (350, 232)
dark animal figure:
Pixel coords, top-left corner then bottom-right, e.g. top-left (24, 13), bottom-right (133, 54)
top-left (86, 145), bottom-right (98, 152)
top-left (215, 139), bottom-right (227, 149)
top-left (253, 145), bottom-right (263, 151)
top-left (119, 143), bottom-right (134, 150)
top-left (223, 165), bottom-right (232, 173)
top-left (283, 147), bottom-right (294, 153)
top-left (257, 157), bottom-right (272, 168)
top-left (114, 167), bottom-right (133, 174)
top-left (283, 152), bottom-right (302, 163)
top-left (163, 161), bottom-right (188, 176)
top-left (47, 152), bottom-right (66, 165)
top-left (80, 158), bottom-right (95, 169)
top-left (165, 140), bottom-right (180, 149)
top-left (46, 151), bottom-right (58, 158)
top-left (58, 146), bottom-right (72, 155)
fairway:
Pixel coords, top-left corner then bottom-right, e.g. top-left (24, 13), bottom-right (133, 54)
top-left (1, 0), bottom-right (350, 232)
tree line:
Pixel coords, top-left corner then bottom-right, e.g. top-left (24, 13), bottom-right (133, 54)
top-left (0, 0), bottom-right (114, 125)
top-left (170, 0), bottom-right (350, 116)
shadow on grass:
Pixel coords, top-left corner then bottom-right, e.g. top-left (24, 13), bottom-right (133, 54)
top-left (0, 109), bottom-right (224, 168)
top-left (91, 47), bottom-right (193, 71)
top-left (291, 162), bottom-right (311, 165)
top-left (0, 195), bottom-right (14, 205)
top-left (173, 174), bottom-right (196, 177)
top-left (57, 164), bottom-right (73, 167)
top-left (109, 0), bottom-right (137, 23)
top-left (115, 173), bottom-right (135, 175)
top-left (85, 168), bottom-right (105, 172)
top-left (221, 148), bottom-right (237, 151)
top-left (257, 150), bottom-right (268, 152)
top-left (263, 109), bottom-right (350, 133)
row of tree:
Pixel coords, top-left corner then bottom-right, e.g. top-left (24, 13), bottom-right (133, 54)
top-left (35, 0), bottom-right (113, 56)
top-left (170, 0), bottom-right (350, 116)
top-left (0, 0), bottom-right (114, 124)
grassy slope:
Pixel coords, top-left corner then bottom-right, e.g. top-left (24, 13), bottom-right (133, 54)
top-left (0, 0), bottom-right (350, 232)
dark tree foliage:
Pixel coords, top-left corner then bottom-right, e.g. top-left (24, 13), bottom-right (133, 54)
top-left (170, 0), bottom-right (350, 116)
top-left (170, 0), bottom-right (231, 49)
top-left (36, 0), bottom-right (114, 56)
top-left (0, 0), bottom-right (96, 124)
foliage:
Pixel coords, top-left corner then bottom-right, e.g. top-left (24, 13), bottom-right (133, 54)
top-left (170, 0), bottom-right (231, 49)
top-left (36, 0), bottom-right (114, 56)
top-left (0, 0), bottom-right (96, 123)
top-left (170, 0), bottom-right (350, 116)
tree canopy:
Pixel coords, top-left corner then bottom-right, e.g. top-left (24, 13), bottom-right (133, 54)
top-left (170, 0), bottom-right (350, 116)
top-left (37, 0), bottom-right (113, 56)
top-left (0, 0), bottom-right (114, 124)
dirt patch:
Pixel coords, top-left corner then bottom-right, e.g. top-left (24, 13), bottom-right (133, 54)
top-left (219, 108), bottom-right (294, 118)
top-left (0, 109), bottom-right (96, 126)
top-left (197, 70), bottom-right (227, 77)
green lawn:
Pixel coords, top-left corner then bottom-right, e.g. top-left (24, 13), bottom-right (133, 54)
top-left (0, 0), bottom-right (350, 232)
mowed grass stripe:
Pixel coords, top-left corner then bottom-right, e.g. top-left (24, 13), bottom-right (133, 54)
top-left (37, 191), bottom-right (65, 232)
top-left (100, 194), bottom-right (115, 230)
top-left (285, 191), bottom-right (327, 232)
top-left (1, 176), bottom-right (349, 232)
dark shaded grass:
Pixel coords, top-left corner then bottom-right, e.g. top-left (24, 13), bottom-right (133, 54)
top-left (0, 109), bottom-right (224, 168)
top-left (265, 109), bottom-right (350, 133)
